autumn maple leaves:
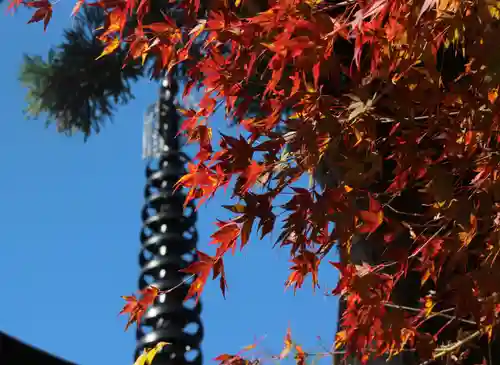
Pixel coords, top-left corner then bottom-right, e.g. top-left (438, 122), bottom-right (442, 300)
top-left (15, 0), bottom-right (500, 362)
top-left (118, 192), bottom-right (384, 333)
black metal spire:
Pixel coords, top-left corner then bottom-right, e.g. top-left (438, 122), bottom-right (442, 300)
top-left (137, 72), bottom-right (204, 365)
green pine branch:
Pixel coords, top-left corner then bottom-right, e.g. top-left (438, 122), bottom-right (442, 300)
top-left (20, 6), bottom-right (144, 140)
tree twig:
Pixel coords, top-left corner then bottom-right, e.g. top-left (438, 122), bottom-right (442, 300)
top-left (419, 330), bottom-right (483, 365)
top-left (159, 274), bottom-right (195, 295)
top-left (409, 225), bottom-right (446, 259)
top-left (382, 302), bottom-right (477, 326)
top-left (312, 0), bottom-right (357, 14)
top-left (385, 203), bottom-right (425, 217)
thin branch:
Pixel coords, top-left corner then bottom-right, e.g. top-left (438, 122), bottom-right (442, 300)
top-left (159, 274), bottom-right (195, 295)
top-left (419, 330), bottom-right (483, 365)
top-left (385, 203), bottom-right (425, 217)
top-left (312, 0), bottom-right (357, 14)
top-left (382, 302), bottom-right (477, 326)
top-left (409, 225), bottom-right (447, 259)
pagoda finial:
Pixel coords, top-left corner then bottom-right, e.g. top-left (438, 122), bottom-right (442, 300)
top-left (137, 71), bottom-right (204, 365)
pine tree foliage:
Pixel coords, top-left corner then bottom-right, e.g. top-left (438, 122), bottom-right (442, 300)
top-left (20, 6), bottom-right (143, 139)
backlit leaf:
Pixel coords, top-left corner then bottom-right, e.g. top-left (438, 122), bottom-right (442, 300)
top-left (135, 342), bottom-right (170, 365)
top-left (96, 37), bottom-right (121, 60)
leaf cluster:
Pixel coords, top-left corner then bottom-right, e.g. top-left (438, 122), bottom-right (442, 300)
top-left (16, 0), bottom-right (214, 139)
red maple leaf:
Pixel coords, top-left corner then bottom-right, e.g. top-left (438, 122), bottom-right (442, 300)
top-left (119, 286), bottom-right (160, 331)
top-left (7, 0), bottom-right (23, 12)
top-left (285, 251), bottom-right (320, 293)
top-left (212, 257), bottom-right (228, 298)
top-left (330, 261), bottom-right (356, 296)
top-left (24, 0), bottom-right (52, 31)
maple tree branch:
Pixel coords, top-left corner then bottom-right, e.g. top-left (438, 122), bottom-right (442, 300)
top-left (375, 110), bottom-right (462, 128)
top-left (419, 330), bottom-right (483, 365)
top-left (159, 274), bottom-right (196, 295)
top-left (382, 302), bottom-right (477, 326)
top-left (385, 203), bottom-right (425, 218)
top-left (409, 225), bottom-right (447, 259)
top-left (312, 0), bottom-right (357, 14)
top-left (302, 350), bottom-right (347, 356)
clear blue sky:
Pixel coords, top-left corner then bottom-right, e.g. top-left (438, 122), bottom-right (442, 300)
top-left (0, 4), bottom-right (338, 365)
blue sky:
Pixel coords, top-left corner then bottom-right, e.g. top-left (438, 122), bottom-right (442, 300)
top-left (0, 3), bottom-right (338, 365)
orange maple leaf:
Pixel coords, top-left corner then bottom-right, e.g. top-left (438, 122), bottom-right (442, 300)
top-left (214, 354), bottom-right (238, 362)
top-left (180, 251), bottom-right (215, 303)
top-left (119, 286), bottom-right (160, 331)
top-left (96, 8), bottom-right (127, 39)
top-left (127, 38), bottom-right (149, 65)
top-left (175, 163), bottom-right (219, 208)
top-left (211, 221), bottom-right (240, 256)
top-left (358, 195), bottom-right (384, 234)
top-left (120, 295), bottom-right (142, 331)
top-left (295, 345), bottom-right (306, 365)
top-left (240, 160), bottom-right (265, 193)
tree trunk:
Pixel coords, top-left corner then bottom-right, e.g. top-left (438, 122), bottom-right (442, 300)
top-left (333, 236), bottom-right (411, 365)
top-left (315, 166), bottom-right (416, 365)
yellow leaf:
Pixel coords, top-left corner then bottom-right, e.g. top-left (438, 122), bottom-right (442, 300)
top-left (421, 268), bottom-right (431, 286)
top-left (189, 19), bottom-right (207, 37)
top-left (344, 185), bottom-right (353, 193)
top-left (96, 38), bottom-right (120, 60)
top-left (279, 327), bottom-right (293, 359)
top-left (424, 295), bottom-right (435, 317)
top-left (353, 128), bottom-right (363, 146)
top-left (234, 0), bottom-right (241, 6)
top-left (489, 3), bottom-right (500, 19)
top-left (436, 0), bottom-right (459, 17)
top-left (485, 324), bottom-right (493, 341)
top-left (433, 200), bottom-right (446, 209)
top-left (134, 342), bottom-right (170, 365)
top-left (335, 330), bottom-right (347, 350)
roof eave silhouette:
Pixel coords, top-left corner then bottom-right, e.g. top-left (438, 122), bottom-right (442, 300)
top-left (0, 331), bottom-right (77, 365)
